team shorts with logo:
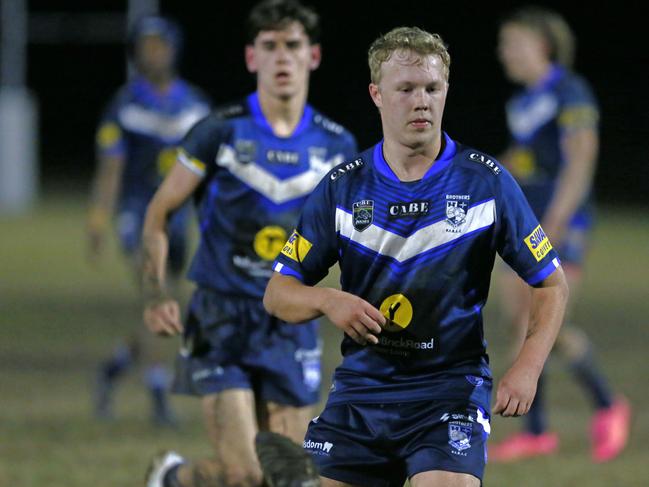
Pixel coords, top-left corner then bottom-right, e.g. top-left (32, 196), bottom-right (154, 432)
top-left (117, 197), bottom-right (190, 273)
top-left (172, 287), bottom-right (321, 407)
top-left (304, 399), bottom-right (491, 486)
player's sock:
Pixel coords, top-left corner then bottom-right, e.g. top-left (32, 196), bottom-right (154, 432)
top-left (524, 376), bottom-right (547, 435)
top-left (146, 364), bottom-right (176, 425)
top-left (95, 344), bottom-right (133, 418)
top-left (568, 346), bottom-right (614, 410)
top-left (162, 464), bottom-right (183, 487)
top-left (101, 344), bottom-right (134, 381)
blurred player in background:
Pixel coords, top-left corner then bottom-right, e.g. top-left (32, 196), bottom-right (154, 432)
top-left (86, 15), bottom-right (210, 425)
top-left (489, 6), bottom-right (630, 463)
top-left (141, 1), bottom-right (357, 486)
top-left (264, 26), bottom-right (568, 487)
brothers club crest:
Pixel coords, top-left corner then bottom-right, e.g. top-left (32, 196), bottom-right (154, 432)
top-left (445, 194), bottom-right (470, 232)
top-left (353, 200), bottom-right (374, 232)
top-left (448, 423), bottom-right (472, 451)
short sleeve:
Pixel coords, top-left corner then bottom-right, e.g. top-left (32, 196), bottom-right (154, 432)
top-left (272, 177), bottom-right (339, 285)
top-left (177, 114), bottom-right (222, 178)
top-left (96, 97), bottom-right (126, 158)
top-left (558, 77), bottom-right (599, 134)
top-left (495, 169), bottom-right (561, 285)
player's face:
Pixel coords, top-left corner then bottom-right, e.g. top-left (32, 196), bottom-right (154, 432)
top-left (369, 50), bottom-right (448, 150)
top-left (136, 34), bottom-right (175, 78)
top-left (245, 22), bottom-right (321, 101)
top-left (498, 23), bottom-right (548, 84)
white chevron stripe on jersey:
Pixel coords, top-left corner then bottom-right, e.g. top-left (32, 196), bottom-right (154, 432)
top-left (216, 144), bottom-right (337, 204)
top-left (335, 199), bottom-right (496, 262)
top-left (119, 104), bottom-right (209, 141)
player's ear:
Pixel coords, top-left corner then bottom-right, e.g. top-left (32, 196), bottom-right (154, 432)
top-left (245, 45), bottom-right (257, 73)
top-left (369, 83), bottom-right (382, 108)
top-left (309, 44), bottom-right (322, 70)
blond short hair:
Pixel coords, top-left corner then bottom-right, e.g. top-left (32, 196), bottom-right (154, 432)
top-left (368, 27), bottom-right (451, 84)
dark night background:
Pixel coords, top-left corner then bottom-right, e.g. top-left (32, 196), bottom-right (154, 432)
top-left (27, 0), bottom-right (649, 205)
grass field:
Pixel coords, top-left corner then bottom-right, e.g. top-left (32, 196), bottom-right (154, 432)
top-left (1, 195), bottom-right (647, 486)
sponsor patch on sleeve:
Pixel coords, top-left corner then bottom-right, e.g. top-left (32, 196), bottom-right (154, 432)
top-left (281, 230), bottom-right (313, 263)
top-left (177, 148), bottom-right (206, 176)
top-left (96, 122), bottom-right (122, 149)
top-left (524, 225), bottom-right (553, 262)
top-left (558, 105), bottom-right (599, 130)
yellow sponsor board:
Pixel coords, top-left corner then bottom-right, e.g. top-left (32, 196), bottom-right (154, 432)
top-left (524, 225), bottom-right (553, 262)
top-left (280, 230), bottom-right (313, 263)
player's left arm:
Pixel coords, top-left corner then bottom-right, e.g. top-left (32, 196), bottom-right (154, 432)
top-left (493, 267), bottom-right (569, 417)
top-left (542, 126), bottom-right (598, 241)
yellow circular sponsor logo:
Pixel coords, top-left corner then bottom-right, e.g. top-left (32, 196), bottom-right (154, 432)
top-left (254, 226), bottom-right (288, 261)
top-left (157, 147), bottom-right (178, 176)
top-left (97, 122), bottom-right (121, 148)
top-left (379, 294), bottom-right (413, 332)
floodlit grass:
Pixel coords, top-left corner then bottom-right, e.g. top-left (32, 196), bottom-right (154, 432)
top-left (1, 195), bottom-right (647, 486)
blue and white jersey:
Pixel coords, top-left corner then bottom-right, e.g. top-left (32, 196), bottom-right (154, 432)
top-left (178, 92), bottom-right (357, 297)
top-left (273, 133), bottom-right (560, 407)
top-left (97, 76), bottom-right (210, 203)
top-left (505, 65), bottom-right (599, 221)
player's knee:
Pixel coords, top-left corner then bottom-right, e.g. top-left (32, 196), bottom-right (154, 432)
top-left (193, 459), bottom-right (263, 487)
top-left (267, 404), bottom-right (312, 443)
top-left (221, 463), bottom-right (263, 487)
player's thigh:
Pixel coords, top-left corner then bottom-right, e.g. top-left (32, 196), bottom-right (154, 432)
top-left (263, 401), bottom-right (314, 444)
top-left (320, 477), bottom-right (364, 487)
top-left (410, 470), bottom-right (480, 487)
top-left (202, 389), bottom-right (259, 467)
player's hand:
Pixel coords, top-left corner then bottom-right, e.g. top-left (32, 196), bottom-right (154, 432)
top-left (492, 362), bottom-right (538, 417)
top-left (320, 290), bottom-right (384, 345)
top-left (143, 296), bottom-right (183, 337)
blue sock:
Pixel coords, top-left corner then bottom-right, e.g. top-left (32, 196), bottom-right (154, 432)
top-left (100, 344), bottom-right (133, 381)
top-left (569, 347), bottom-right (614, 410)
top-left (145, 365), bottom-right (174, 419)
top-left (524, 375), bottom-right (547, 435)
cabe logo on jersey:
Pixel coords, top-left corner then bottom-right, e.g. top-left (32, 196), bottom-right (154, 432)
top-left (524, 225), bottom-right (553, 262)
top-left (281, 230), bottom-right (313, 263)
top-left (353, 200), bottom-right (374, 232)
top-left (388, 200), bottom-right (430, 219)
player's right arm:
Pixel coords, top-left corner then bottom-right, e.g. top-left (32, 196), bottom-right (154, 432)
top-left (263, 171), bottom-right (384, 346)
top-left (264, 273), bottom-right (384, 346)
top-left (87, 112), bottom-right (127, 263)
top-left (142, 161), bottom-right (201, 336)
top-left (87, 153), bottom-right (124, 262)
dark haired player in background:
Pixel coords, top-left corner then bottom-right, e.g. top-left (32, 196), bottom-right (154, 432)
top-left (490, 6), bottom-right (630, 463)
top-left (142, 1), bottom-right (356, 486)
top-left (87, 15), bottom-right (210, 425)
top-left (264, 26), bottom-right (568, 487)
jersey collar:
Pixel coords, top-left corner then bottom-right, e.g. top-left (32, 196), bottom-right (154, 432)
top-left (373, 132), bottom-right (457, 183)
top-left (247, 92), bottom-right (313, 138)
